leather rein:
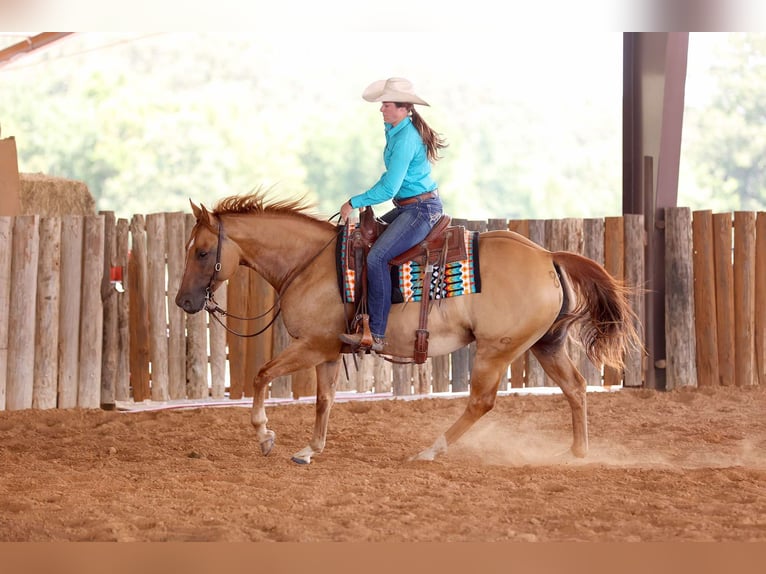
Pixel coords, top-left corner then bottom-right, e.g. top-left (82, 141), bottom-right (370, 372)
top-left (203, 215), bottom-right (342, 338)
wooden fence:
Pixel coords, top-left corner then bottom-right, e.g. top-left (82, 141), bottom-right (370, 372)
top-left (0, 208), bottom-right (763, 410)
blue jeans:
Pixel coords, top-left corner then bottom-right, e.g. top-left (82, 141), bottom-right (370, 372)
top-left (366, 196), bottom-right (443, 338)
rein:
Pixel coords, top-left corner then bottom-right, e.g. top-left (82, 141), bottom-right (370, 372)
top-left (204, 215), bottom-right (343, 339)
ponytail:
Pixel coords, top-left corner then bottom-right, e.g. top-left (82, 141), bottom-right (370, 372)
top-left (398, 103), bottom-right (448, 163)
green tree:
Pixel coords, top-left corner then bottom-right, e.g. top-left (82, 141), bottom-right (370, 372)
top-left (685, 34), bottom-right (766, 211)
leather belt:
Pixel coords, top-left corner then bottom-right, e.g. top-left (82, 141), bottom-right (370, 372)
top-left (393, 190), bottom-right (439, 206)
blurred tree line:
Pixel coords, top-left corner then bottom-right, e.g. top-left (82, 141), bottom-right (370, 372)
top-left (0, 33), bottom-right (762, 219)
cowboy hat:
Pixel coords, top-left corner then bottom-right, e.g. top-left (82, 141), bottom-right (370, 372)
top-left (361, 77), bottom-right (429, 106)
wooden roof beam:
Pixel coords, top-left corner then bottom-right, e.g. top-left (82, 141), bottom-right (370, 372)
top-left (0, 32), bottom-right (73, 68)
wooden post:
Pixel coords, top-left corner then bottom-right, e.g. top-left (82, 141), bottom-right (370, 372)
top-left (392, 362), bottom-right (412, 396)
top-left (712, 212), bottom-right (735, 386)
top-left (413, 360), bottom-right (432, 395)
top-left (165, 212), bottom-right (187, 400)
top-left (0, 137), bottom-right (22, 216)
top-left (59, 216), bottom-right (83, 408)
top-left (733, 211), bottom-right (756, 386)
top-left (146, 213), bottom-right (169, 402)
top-left (226, 266), bottom-right (249, 399)
top-left (691, 210), bottom-right (719, 387)
top-left (604, 216), bottom-right (625, 386)
top-left (355, 353), bottom-right (375, 393)
top-left (664, 208), bottom-right (697, 390)
top-left (128, 214), bottom-right (151, 402)
top-left (582, 218), bottom-right (605, 386)
top-left (623, 214), bottom-right (646, 388)
top-left (373, 356), bottom-right (392, 393)
top-left (270, 316), bottom-right (292, 398)
top-left (0, 217), bottom-right (12, 410)
top-left (6, 216), bottom-right (39, 410)
top-left (115, 218), bottom-right (131, 401)
top-left (78, 215), bottom-right (104, 408)
top-left (100, 211), bottom-right (118, 408)
top-left (33, 217), bottom-right (61, 409)
top-left (208, 285), bottom-right (228, 399)
top-left (247, 271), bottom-right (276, 397)
top-left (756, 212), bottom-right (766, 386)
top-left (183, 214), bottom-right (208, 399)
top-left (431, 354), bottom-right (450, 393)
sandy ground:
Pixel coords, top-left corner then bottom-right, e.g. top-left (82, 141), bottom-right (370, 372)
top-left (0, 384), bottom-right (765, 542)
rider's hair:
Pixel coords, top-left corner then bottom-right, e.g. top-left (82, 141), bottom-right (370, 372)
top-left (396, 102), bottom-right (448, 163)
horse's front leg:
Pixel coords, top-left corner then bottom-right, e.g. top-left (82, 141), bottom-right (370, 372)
top-left (250, 343), bottom-right (324, 457)
top-left (291, 360), bottom-right (340, 465)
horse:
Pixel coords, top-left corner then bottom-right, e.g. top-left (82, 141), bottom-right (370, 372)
top-left (175, 191), bottom-right (641, 464)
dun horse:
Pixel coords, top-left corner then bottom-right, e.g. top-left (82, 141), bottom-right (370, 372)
top-left (175, 192), bottom-right (641, 464)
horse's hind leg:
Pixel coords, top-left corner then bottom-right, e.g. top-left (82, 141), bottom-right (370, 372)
top-left (412, 348), bottom-right (507, 461)
top-left (291, 359), bottom-right (340, 465)
top-left (530, 345), bottom-right (589, 458)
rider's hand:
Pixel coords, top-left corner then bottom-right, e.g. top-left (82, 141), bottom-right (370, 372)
top-left (340, 200), bottom-right (354, 223)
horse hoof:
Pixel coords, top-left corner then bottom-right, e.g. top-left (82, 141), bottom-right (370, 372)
top-left (260, 435), bottom-right (275, 456)
top-left (410, 450), bottom-right (435, 462)
top-left (291, 456), bottom-right (311, 465)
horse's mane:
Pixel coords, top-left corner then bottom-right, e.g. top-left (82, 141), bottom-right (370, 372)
top-left (211, 189), bottom-right (334, 229)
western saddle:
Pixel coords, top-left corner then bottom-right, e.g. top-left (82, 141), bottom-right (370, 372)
top-left (344, 206), bottom-right (467, 363)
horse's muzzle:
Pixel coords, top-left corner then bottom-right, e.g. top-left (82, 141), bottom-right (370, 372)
top-left (175, 293), bottom-right (204, 314)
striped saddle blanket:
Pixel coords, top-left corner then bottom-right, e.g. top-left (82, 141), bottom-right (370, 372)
top-left (336, 224), bottom-right (482, 304)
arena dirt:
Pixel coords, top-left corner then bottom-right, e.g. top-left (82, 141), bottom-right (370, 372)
top-left (0, 385), bottom-right (764, 542)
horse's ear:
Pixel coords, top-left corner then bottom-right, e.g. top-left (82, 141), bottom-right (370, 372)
top-left (189, 199), bottom-right (202, 219)
top-left (198, 203), bottom-right (216, 228)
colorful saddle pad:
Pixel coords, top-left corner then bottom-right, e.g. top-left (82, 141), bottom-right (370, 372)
top-left (336, 224), bottom-right (481, 304)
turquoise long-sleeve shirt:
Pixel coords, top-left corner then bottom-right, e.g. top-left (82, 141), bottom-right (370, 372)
top-left (349, 116), bottom-right (438, 208)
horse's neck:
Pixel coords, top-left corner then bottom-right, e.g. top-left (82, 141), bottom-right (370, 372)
top-left (225, 214), bottom-right (334, 291)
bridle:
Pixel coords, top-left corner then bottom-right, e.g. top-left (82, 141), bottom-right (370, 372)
top-left (203, 215), bottom-right (343, 338)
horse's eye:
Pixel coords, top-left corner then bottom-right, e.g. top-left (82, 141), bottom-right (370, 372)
top-left (197, 250), bottom-right (208, 259)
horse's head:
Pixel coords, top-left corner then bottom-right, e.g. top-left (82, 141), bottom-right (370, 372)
top-left (175, 200), bottom-right (242, 314)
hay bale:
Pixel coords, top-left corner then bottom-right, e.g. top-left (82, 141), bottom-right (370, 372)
top-left (19, 172), bottom-right (96, 216)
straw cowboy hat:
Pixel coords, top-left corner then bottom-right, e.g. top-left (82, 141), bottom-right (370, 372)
top-left (361, 77), bottom-right (430, 106)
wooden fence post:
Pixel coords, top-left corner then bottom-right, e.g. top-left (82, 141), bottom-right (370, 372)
top-left (6, 215), bottom-right (38, 410)
top-left (146, 213), bottom-right (169, 401)
top-left (115, 218), bottom-right (131, 401)
top-left (183, 214), bottom-right (208, 399)
top-left (623, 214), bottom-right (646, 388)
top-left (226, 266), bottom-right (249, 399)
top-left (0, 217), bottom-right (12, 410)
top-left (392, 362), bottom-right (412, 395)
top-left (78, 215), bottom-right (104, 408)
top-left (604, 216), bottom-right (625, 386)
top-left (691, 210), bottom-right (719, 387)
top-left (208, 284), bottom-right (228, 399)
top-left (33, 217), bottom-right (61, 409)
top-left (165, 212), bottom-right (187, 400)
top-left (582, 218), bottom-right (605, 386)
top-left (733, 211), bottom-right (756, 386)
top-left (712, 212), bottom-right (735, 386)
top-left (128, 214), bottom-right (150, 402)
top-left (664, 207), bottom-right (697, 390)
top-left (756, 212), bottom-right (766, 386)
top-left (100, 211), bottom-right (118, 408)
top-left (373, 356), bottom-right (392, 393)
top-left (59, 216), bottom-right (83, 408)
top-left (270, 316), bottom-right (292, 398)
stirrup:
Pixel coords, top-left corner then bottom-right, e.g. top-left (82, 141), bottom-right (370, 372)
top-left (338, 332), bottom-right (386, 353)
